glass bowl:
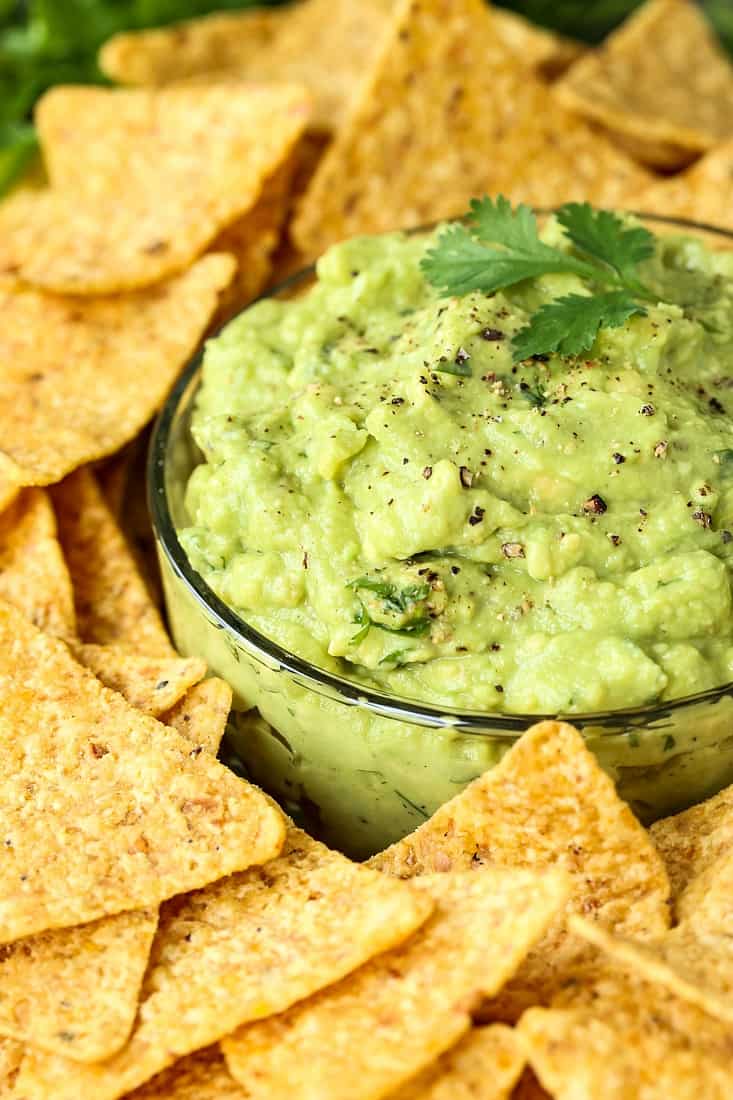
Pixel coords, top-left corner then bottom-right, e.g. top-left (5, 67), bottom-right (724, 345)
top-left (149, 212), bottom-right (733, 860)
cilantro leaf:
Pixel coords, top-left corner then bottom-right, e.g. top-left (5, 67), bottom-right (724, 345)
top-left (512, 292), bottom-right (646, 361)
top-left (421, 206), bottom-right (596, 296)
top-left (557, 202), bottom-right (655, 292)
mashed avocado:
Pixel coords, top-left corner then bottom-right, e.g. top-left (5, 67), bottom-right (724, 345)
top-left (180, 220), bottom-right (733, 715)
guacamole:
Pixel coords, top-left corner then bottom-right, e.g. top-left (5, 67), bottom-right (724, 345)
top-left (180, 220), bottom-right (733, 715)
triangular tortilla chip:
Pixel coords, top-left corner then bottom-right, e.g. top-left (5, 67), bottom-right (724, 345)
top-left (0, 488), bottom-right (75, 641)
top-left (555, 0), bottom-right (733, 168)
top-left (371, 721), bottom-right (671, 1020)
top-left (119, 1047), bottom-right (242, 1100)
top-left (0, 84), bottom-right (309, 295)
top-left (387, 1024), bottom-right (525, 1100)
top-left (0, 599), bottom-right (284, 943)
top-left (221, 870), bottom-right (569, 1100)
top-left (629, 139), bottom-right (733, 234)
top-left (0, 622), bottom-right (225, 1067)
top-left (70, 644), bottom-right (206, 718)
top-left (14, 828), bottom-right (434, 1100)
top-left (99, 0), bottom-right (392, 134)
top-left (0, 909), bottom-right (158, 1063)
top-left (292, 0), bottom-right (650, 257)
top-left (52, 469), bottom-right (173, 657)
top-left (0, 255), bottom-right (234, 488)
top-left (650, 780), bottom-right (733, 907)
top-left (568, 850), bottom-right (733, 1026)
top-left (519, 953), bottom-right (733, 1099)
top-left (160, 678), bottom-right (232, 756)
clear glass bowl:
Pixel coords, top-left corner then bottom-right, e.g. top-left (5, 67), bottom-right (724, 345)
top-left (149, 212), bottom-right (733, 860)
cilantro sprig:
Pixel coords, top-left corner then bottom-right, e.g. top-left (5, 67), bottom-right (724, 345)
top-left (421, 196), bottom-right (657, 362)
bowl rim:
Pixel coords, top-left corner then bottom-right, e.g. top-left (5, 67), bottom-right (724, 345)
top-left (148, 209), bottom-right (733, 735)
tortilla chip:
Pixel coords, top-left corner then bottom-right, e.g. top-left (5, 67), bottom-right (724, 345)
top-left (567, 849), bottom-right (733, 1025)
top-left (387, 1024), bottom-right (525, 1100)
top-left (650, 780), bottom-right (733, 907)
top-left (98, 0), bottom-right (392, 134)
top-left (291, 0), bottom-right (651, 258)
top-left (555, 0), bottom-right (733, 169)
top-left (0, 255), bottom-right (234, 488)
top-left (15, 827), bottom-right (434, 1100)
top-left (519, 959), bottom-right (733, 1100)
top-left (0, 488), bottom-right (75, 641)
top-left (491, 7), bottom-right (584, 80)
top-left (160, 678), bottom-right (232, 756)
top-left (97, 445), bottom-right (137, 520)
top-left (0, 599), bottom-right (285, 944)
top-left (221, 869), bottom-right (569, 1100)
top-left (211, 156), bottom-right (297, 325)
top-left (629, 139), bottom-right (733, 233)
top-left (0, 909), bottom-right (157, 1063)
top-left (371, 721), bottom-right (671, 1020)
top-left (122, 1047), bottom-right (243, 1099)
top-left (0, 84), bottom-right (309, 296)
top-left (70, 644), bottom-right (206, 718)
top-left (52, 469), bottom-right (173, 657)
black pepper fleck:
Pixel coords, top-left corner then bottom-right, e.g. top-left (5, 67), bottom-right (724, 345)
top-left (582, 494), bottom-right (608, 515)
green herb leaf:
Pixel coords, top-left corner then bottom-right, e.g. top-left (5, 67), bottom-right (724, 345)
top-left (512, 291), bottom-right (647, 361)
top-left (556, 202), bottom-right (655, 291)
top-left (379, 649), bottom-right (411, 666)
top-left (421, 203), bottom-right (596, 296)
top-left (434, 358), bottom-right (472, 378)
top-left (348, 577), bottom-right (430, 615)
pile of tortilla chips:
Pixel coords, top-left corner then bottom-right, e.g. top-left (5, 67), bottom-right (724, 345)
top-left (1, 0), bottom-right (733, 1096)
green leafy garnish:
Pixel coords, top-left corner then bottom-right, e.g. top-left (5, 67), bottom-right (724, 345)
top-left (512, 292), bottom-right (647, 361)
top-left (379, 649), bottom-right (411, 666)
top-left (421, 196), bottom-right (657, 363)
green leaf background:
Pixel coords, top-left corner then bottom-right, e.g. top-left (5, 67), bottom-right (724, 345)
top-left (1, 0), bottom-right (731, 196)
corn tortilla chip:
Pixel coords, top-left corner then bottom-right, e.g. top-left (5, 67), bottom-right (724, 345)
top-left (52, 469), bottom-right (173, 657)
top-left (98, 0), bottom-right (392, 134)
top-left (221, 869), bottom-right (570, 1100)
top-left (211, 157), bottom-right (297, 325)
top-left (0, 84), bottom-right (309, 295)
top-left (555, 0), bottom-right (733, 169)
top-left (160, 678), bottom-right (232, 756)
top-left (371, 721), bottom-right (671, 1021)
top-left (70, 644), bottom-right (206, 718)
top-left (291, 0), bottom-right (651, 258)
top-left (0, 599), bottom-right (285, 944)
top-left (15, 827), bottom-right (433, 1100)
top-left (491, 7), bottom-right (584, 80)
top-left (122, 1047), bottom-right (243, 1099)
top-left (518, 958), bottom-right (733, 1100)
top-left (0, 255), bottom-right (233, 488)
top-left (0, 633), bottom-right (222, 1066)
top-left (0, 909), bottom-right (157, 1064)
top-left (386, 1024), bottom-right (525, 1100)
top-left (568, 851), bottom-right (733, 1025)
top-left (629, 139), bottom-right (733, 234)
top-left (650, 780), bottom-right (733, 907)
top-left (0, 488), bottom-right (75, 642)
